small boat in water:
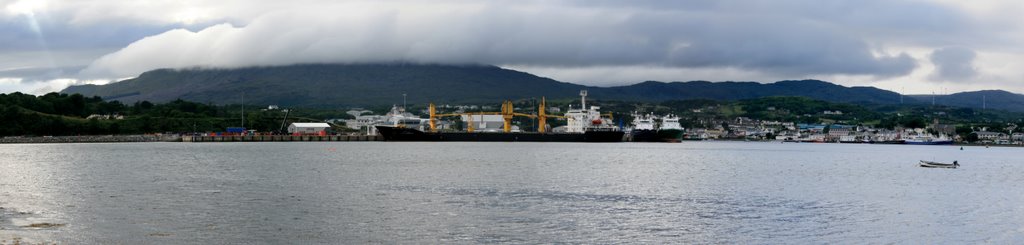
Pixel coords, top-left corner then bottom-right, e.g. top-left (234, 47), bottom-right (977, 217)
top-left (919, 160), bottom-right (959, 169)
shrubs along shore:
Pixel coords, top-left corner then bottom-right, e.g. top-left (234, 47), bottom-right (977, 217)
top-left (0, 135), bottom-right (181, 144)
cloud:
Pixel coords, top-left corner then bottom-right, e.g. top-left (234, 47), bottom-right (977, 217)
top-left (0, 77), bottom-right (107, 95)
top-left (1, 0), bottom-right (1023, 94)
top-left (0, 65), bottom-right (83, 80)
top-left (81, 1), bottom-right (931, 80)
top-left (929, 47), bottom-right (978, 82)
top-left (659, 15), bottom-right (917, 77)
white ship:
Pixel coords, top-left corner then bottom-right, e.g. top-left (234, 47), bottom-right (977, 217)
top-left (564, 90), bottom-right (619, 133)
top-left (629, 112), bottom-right (684, 142)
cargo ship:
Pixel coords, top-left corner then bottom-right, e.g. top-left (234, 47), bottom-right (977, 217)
top-left (375, 126), bottom-right (623, 142)
top-left (376, 90), bottom-right (624, 142)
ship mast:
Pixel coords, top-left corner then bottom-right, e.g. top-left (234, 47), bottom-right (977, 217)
top-left (580, 90), bottom-right (588, 109)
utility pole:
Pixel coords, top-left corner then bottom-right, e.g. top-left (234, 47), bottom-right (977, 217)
top-left (241, 93), bottom-right (245, 129)
top-left (279, 108), bottom-right (291, 133)
top-left (402, 92), bottom-right (407, 110)
top-left (900, 87), bottom-right (904, 104)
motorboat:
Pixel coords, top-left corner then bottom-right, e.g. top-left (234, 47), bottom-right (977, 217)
top-left (919, 160), bottom-right (959, 169)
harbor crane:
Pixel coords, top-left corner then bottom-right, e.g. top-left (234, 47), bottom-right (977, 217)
top-left (428, 97), bottom-right (566, 133)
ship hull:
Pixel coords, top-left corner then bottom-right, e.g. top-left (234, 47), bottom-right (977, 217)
top-left (905, 140), bottom-right (953, 145)
top-left (629, 129), bottom-right (660, 142)
top-left (630, 129), bottom-right (684, 142)
top-left (376, 126), bottom-right (624, 142)
top-left (870, 140), bottom-right (906, 144)
top-left (657, 129), bottom-right (684, 143)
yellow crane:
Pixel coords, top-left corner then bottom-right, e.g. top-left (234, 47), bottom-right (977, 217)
top-left (535, 97), bottom-right (567, 133)
top-left (506, 98), bottom-right (569, 133)
top-left (429, 103), bottom-right (504, 133)
top-left (429, 98), bottom-right (568, 133)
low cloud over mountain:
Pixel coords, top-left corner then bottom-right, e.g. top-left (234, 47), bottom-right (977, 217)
top-left (3, 0), bottom-right (1024, 94)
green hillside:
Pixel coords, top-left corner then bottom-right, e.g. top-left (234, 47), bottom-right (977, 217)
top-left (62, 63), bottom-right (1024, 111)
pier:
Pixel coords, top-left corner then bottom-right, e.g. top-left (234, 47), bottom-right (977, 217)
top-left (182, 135), bottom-right (383, 142)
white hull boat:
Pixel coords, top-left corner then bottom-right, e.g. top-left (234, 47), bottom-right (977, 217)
top-left (919, 160), bottom-right (958, 169)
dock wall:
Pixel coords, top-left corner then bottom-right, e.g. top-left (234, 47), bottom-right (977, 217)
top-left (182, 135), bottom-right (382, 142)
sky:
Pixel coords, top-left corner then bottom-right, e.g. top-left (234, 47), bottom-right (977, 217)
top-left (1, 0), bottom-right (1023, 95)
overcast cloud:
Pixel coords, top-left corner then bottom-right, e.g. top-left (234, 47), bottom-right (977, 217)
top-left (929, 47), bottom-right (978, 82)
top-left (2, 0), bottom-right (1024, 94)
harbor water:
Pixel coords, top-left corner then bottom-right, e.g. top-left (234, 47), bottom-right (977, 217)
top-left (1, 142), bottom-right (1022, 243)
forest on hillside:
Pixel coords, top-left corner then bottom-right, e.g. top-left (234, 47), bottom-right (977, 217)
top-left (0, 92), bottom-right (351, 136)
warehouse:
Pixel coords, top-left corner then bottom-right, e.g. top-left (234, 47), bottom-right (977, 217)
top-left (288, 122), bottom-right (332, 135)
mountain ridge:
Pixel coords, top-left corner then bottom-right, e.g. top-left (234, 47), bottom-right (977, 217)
top-left (61, 63), bottom-right (1024, 111)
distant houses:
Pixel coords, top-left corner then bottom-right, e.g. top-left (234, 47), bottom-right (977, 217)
top-left (973, 131), bottom-right (1006, 142)
top-left (684, 117), bottom-right (982, 144)
top-left (86, 114), bottom-right (124, 120)
top-left (324, 104), bottom-right (1024, 145)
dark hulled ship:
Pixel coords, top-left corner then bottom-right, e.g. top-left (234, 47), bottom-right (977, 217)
top-left (376, 90), bottom-right (624, 142)
top-left (628, 113), bottom-right (684, 142)
top-left (376, 126), bottom-right (623, 142)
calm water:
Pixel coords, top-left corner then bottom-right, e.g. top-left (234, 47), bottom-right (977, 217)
top-left (1, 141), bottom-right (1022, 243)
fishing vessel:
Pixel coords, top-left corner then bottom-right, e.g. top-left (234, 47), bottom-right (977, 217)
top-left (905, 135), bottom-right (954, 145)
top-left (628, 113), bottom-right (659, 142)
top-left (376, 91), bottom-right (624, 142)
top-left (628, 113), bottom-right (684, 142)
top-left (657, 114), bottom-right (685, 142)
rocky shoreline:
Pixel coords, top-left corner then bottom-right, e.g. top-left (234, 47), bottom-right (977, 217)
top-left (0, 135), bottom-right (181, 144)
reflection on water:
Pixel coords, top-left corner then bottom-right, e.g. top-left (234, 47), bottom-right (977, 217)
top-left (1, 142), bottom-right (1023, 243)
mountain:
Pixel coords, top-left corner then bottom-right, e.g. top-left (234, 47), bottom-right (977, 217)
top-left (61, 63), bottom-right (1024, 111)
top-left (592, 80), bottom-right (904, 104)
top-left (63, 64), bottom-right (587, 107)
top-left (907, 90), bottom-right (1024, 112)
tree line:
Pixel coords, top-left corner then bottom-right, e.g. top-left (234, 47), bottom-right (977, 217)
top-left (0, 92), bottom-right (338, 136)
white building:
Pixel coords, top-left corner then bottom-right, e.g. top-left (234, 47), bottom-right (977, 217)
top-left (346, 109), bottom-right (373, 117)
top-left (344, 115), bottom-right (387, 130)
top-left (1012, 133), bottom-right (1024, 142)
top-left (975, 131), bottom-right (1006, 141)
top-left (288, 123), bottom-right (331, 135)
top-left (86, 114), bottom-right (124, 120)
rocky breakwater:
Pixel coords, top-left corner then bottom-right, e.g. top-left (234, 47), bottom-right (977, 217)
top-left (0, 134), bottom-right (181, 144)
